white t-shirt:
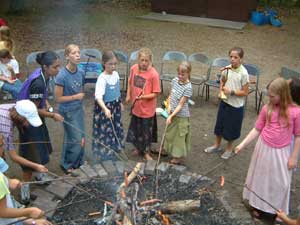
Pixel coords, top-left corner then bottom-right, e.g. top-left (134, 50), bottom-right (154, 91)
top-left (222, 64), bottom-right (249, 108)
top-left (95, 71), bottom-right (120, 100)
top-left (0, 59), bottom-right (19, 78)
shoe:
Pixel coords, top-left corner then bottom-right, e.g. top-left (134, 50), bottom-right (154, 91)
top-left (34, 172), bottom-right (53, 184)
top-left (204, 146), bottom-right (222, 153)
top-left (221, 151), bottom-right (233, 160)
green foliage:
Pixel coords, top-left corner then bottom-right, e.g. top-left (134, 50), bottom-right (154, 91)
top-left (259, 0), bottom-right (300, 7)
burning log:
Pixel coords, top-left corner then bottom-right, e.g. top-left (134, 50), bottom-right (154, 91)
top-left (120, 163), bottom-right (142, 188)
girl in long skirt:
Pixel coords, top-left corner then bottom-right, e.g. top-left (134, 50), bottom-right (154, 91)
top-left (163, 61), bottom-right (193, 165)
top-left (92, 51), bottom-right (124, 161)
top-left (235, 77), bottom-right (300, 224)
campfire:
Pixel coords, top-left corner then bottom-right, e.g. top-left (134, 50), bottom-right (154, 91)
top-left (52, 162), bottom-right (240, 225)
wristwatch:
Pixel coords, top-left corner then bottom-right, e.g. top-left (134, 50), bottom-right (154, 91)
top-left (48, 107), bottom-right (54, 113)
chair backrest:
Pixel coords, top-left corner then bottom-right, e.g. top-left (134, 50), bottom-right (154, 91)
top-left (25, 51), bottom-right (43, 75)
top-left (113, 50), bottom-right (129, 79)
top-left (188, 52), bottom-right (210, 65)
top-left (128, 50), bottom-right (139, 70)
top-left (188, 53), bottom-right (210, 79)
top-left (280, 66), bottom-right (300, 80)
top-left (161, 51), bottom-right (187, 76)
top-left (206, 57), bottom-right (230, 80)
top-left (243, 64), bottom-right (260, 90)
top-left (80, 48), bottom-right (102, 62)
top-left (26, 51), bottom-right (42, 65)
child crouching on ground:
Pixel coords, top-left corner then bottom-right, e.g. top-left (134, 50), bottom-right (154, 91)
top-left (163, 61), bottom-right (193, 165)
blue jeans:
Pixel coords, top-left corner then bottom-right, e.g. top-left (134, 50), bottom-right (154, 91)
top-left (60, 105), bottom-right (85, 170)
top-left (2, 80), bottom-right (22, 99)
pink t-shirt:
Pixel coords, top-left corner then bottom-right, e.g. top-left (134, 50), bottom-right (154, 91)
top-left (129, 64), bottom-right (161, 118)
top-left (255, 104), bottom-right (300, 148)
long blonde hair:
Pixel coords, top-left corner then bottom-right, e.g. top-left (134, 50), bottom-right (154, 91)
top-left (0, 26), bottom-right (13, 52)
top-left (266, 77), bottom-right (292, 126)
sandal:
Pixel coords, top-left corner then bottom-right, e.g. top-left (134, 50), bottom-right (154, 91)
top-left (169, 159), bottom-right (184, 165)
top-left (150, 149), bottom-right (168, 157)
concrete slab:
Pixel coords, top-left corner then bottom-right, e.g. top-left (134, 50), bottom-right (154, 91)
top-left (80, 164), bottom-right (98, 178)
top-left (32, 188), bottom-right (55, 200)
top-left (102, 160), bottom-right (117, 175)
top-left (138, 12), bottom-right (247, 30)
top-left (157, 162), bottom-right (170, 173)
top-left (94, 163), bottom-right (108, 177)
top-left (32, 197), bottom-right (58, 218)
top-left (145, 160), bottom-right (156, 175)
top-left (46, 181), bottom-right (74, 199)
top-left (115, 161), bottom-right (125, 174)
top-left (72, 169), bottom-right (90, 183)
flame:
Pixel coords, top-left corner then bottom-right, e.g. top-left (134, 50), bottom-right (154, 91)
top-left (158, 210), bottom-right (171, 225)
top-left (220, 176), bottom-right (225, 187)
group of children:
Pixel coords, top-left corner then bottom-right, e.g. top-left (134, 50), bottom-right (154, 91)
top-left (0, 43), bottom-right (300, 224)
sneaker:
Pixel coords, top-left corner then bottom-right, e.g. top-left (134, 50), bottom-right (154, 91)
top-left (221, 151), bottom-right (233, 160)
top-left (34, 172), bottom-right (53, 184)
top-left (204, 146), bottom-right (222, 153)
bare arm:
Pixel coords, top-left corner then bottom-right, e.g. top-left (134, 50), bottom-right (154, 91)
top-left (139, 92), bottom-right (159, 100)
top-left (32, 100), bottom-right (63, 122)
top-left (223, 83), bottom-right (249, 97)
top-left (55, 85), bottom-right (84, 103)
top-left (96, 98), bottom-right (111, 118)
top-left (8, 150), bottom-right (48, 172)
top-left (166, 96), bottom-right (188, 125)
top-left (0, 196), bottom-right (43, 219)
top-left (235, 128), bottom-right (260, 154)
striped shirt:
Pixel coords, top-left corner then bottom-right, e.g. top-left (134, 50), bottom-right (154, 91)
top-left (170, 77), bottom-right (193, 117)
top-left (0, 104), bottom-right (15, 151)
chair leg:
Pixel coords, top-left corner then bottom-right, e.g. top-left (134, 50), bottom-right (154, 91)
top-left (201, 85), bottom-right (205, 97)
top-left (197, 85), bottom-right (200, 96)
top-left (257, 92), bottom-right (263, 114)
top-left (161, 80), bottom-right (164, 94)
top-left (255, 90), bottom-right (258, 111)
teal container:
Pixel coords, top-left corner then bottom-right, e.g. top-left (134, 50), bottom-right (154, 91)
top-left (251, 11), bottom-right (267, 26)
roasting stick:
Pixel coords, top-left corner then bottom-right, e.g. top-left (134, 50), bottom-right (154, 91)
top-left (154, 124), bottom-right (168, 198)
top-left (221, 178), bottom-right (279, 212)
top-left (22, 176), bottom-right (78, 185)
top-left (4, 197), bottom-right (93, 225)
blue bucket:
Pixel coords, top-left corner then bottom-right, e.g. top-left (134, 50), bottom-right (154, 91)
top-left (270, 16), bottom-right (282, 27)
top-left (251, 11), bottom-right (267, 26)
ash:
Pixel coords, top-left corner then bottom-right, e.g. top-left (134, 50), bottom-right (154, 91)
top-left (51, 168), bottom-right (246, 225)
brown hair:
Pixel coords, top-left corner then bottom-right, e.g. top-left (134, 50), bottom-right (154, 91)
top-left (102, 51), bottom-right (117, 70)
top-left (266, 77), bottom-right (293, 127)
top-left (177, 61), bottom-right (192, 80)
top-left (0, 48), bottom-right (12, 59)
top-left (9, 107), bottom-right (28, 132)
top-left (229, 47), bottom-right (244, 58)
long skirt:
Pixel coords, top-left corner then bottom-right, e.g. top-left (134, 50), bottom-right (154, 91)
top-left (243, 136), bottom-right (292, 214)
top-left (19, 118), bottom-right (52, 172)
top-left (164, 116), bottom-right (191, 158)
top-left (60, 105), bottom-right (85, 170)
top-left (126, 114), bottom-right (157, 155)
top-left (92, 100), bottom-right (124, 161)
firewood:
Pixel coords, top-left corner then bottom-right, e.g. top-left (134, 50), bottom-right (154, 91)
top-left (158, 199), bottom-right (200, 214)
top-left (88, 211), bottom-right (101, 217)
top-left (120, 163), bottom-right (142, 188)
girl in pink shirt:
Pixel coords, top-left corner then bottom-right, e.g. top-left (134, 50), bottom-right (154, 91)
top-left (235, 77), bottom-right (300, 224)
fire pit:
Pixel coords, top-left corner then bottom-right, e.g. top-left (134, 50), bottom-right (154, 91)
top-left (45, 161), bottom-right (247, 225)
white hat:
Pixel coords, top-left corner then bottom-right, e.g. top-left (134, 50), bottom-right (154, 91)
top-left (15, 100), bottom-right (43, 127)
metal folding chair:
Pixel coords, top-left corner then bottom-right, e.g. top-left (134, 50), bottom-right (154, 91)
top-left (114, 50), bottom-right (129, 91)
top-left (243, 64), bottom-right (260, 110)
top-left (160, 51), bottom-right (187, 93)
top-left (80, 49), bottom-right (102, 85)
top-left (203, 57), bottom-right (230, 101)
top-left (188, 53), bottom-right (210, 96)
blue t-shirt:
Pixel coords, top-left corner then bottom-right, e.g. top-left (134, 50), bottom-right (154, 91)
top-left (55, 67), bottom-right (84, 113)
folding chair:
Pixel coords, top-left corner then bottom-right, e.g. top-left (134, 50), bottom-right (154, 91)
top-left (257, 66), bottom-right (300, 114)
top-left (203, 57), bottom-right (230, 101)
top-left (160, 51), bottom-right (187, 93)
top-left (25, 51), bottom-right (43, 75)
top-left (114, 50), bottom-right (129, 91)
top-left (188, 53), bottom-right (210, 96)
top-left (80, 49), bottom-right (102, 85)
top-left (243, 64), bottom-right (260, 110)
top-left (55, 49), bottom-right (66, 65)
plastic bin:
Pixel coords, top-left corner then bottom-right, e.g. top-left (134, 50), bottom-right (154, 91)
top-left (251, 11), bottom-right (267, 25)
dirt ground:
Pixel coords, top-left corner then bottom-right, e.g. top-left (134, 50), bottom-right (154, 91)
top-left (2, 0), bottom-right (300, 224)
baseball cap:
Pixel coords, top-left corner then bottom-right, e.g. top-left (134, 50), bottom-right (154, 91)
top-left (15, 100), bottom-right (43, 127)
